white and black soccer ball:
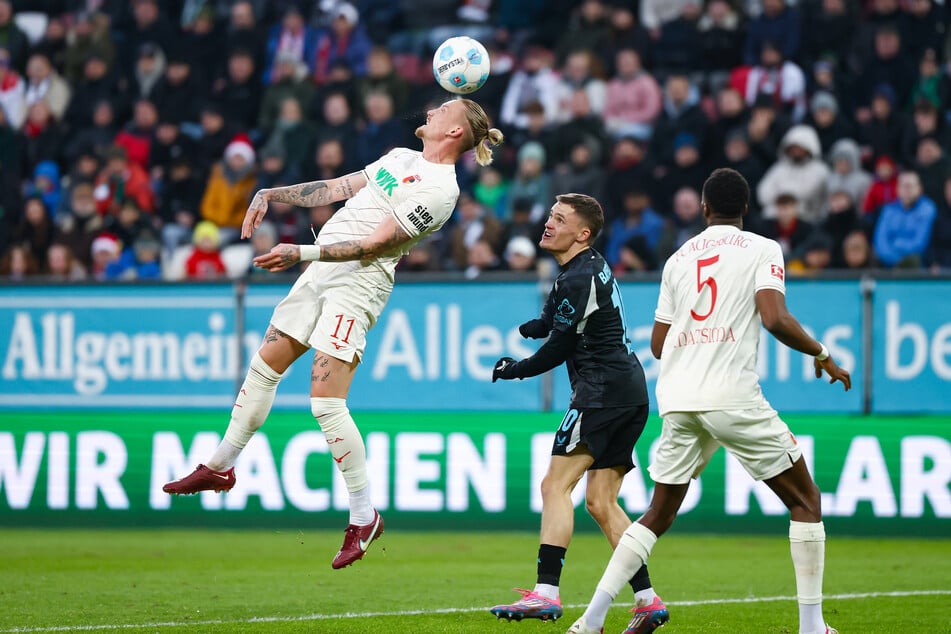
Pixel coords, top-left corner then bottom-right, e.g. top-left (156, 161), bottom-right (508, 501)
top-left (432, 36), bottom-right (491, 95)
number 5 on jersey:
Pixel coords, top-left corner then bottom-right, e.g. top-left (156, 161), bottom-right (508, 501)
top-left (690, 255), bottom-right (719, 321)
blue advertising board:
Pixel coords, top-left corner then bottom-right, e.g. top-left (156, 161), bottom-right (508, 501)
top-left (0, 278), bottom-right (947, 413)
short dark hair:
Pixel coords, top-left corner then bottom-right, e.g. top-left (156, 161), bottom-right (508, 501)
top-left (556, 193), bottom-right (604, 244)
top-left (702, 168), bottom-right (750, 218)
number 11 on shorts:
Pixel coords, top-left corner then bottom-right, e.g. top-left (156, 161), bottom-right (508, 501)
top-left (332, 314), bottom-right (355, 344)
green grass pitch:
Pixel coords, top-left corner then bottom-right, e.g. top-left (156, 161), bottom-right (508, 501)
top-left (1, 529), bottom-right (949, 633)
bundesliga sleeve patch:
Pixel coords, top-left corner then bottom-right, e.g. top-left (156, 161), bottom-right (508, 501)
top-left (770, 264), bottom-right (784, 281)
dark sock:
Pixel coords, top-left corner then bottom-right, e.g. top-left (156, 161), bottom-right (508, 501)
top-left (536, 544), bottom-right (567, 587)
top-left (629, 564), bottom-right (652, 593)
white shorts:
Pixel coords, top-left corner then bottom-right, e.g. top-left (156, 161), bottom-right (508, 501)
top-left (269, 263), bottom-right (390, 363)
top-left (648, 406), bottom-right (803, 485)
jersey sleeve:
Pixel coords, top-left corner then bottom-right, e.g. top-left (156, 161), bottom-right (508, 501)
top-left (754, 239), bottom-right (786, 294)
top-left (549, 273), bottom-right (596, 333)
top-left (654, 261), bottom-right (674, 324)
top-left (390, 185), bottom-right (457, 239)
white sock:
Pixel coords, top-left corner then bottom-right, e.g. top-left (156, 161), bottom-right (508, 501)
top-left (790, 520), bottom-right (826, 634)
top-left (311, 396), bottom-right (370, 504)
top-left (533, 583), bottom-right (559, 601)
top-left (634, 587), bottom-right (657, 608)
top-left (207, 352), bottom-right (282, 470)
top-left (348, 485), bottom-right (374, 525)
top-left (584, 522), bottom-right (657, 629)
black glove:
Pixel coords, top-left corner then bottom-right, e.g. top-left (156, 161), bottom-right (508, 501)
top-left (492, 356), bottom-right (520, 382)
top-left (518, 318), bottom-right (550, 339)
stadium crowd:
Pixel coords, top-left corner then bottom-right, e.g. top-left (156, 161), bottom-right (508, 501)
top-left (1, 0), bottom-right (951, 281)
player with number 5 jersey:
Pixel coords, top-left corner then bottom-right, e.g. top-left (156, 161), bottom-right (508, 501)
top-left (163, 99), bottom-right (503, 571)
top-left (568, 169), bottom-right (851, 634)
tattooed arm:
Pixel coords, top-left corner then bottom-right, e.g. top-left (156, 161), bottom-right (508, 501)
top-left (240, 171), bottom-right (368, 239)
top-left (252, 213), bottom-right (414, 272)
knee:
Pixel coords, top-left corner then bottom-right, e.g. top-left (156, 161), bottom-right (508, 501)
top-left (584, 494), bottom-right (611, 524)
top-left (539, 474), bottom-right (568, 503)
top-left (311, 396), bottom-right (349, 430)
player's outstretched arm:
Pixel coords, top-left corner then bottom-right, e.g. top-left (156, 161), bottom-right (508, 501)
top-left (240, 172), bottom-right (368, 239)
top-left (755, 289), bottom-right (852, 390)
top-left (252, 213), bottom-right (413, 272)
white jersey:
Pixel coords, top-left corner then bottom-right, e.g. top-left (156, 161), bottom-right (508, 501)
top-left (312, 147), bottom-right (459, 290)
top-left (654, 224), bottom-right (786, 414)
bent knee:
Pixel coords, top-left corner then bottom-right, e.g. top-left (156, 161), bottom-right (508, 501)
top-left (310, 396), bottom-right (349, 424)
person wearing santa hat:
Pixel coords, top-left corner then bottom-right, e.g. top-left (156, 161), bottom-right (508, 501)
top-left (198, 133), bottom-right (258, 244)
top-left (164, 98), bottom-right (504, 571)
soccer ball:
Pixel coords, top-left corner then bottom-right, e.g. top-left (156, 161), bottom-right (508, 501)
top-left (432, 36), bottom-right (490, 95)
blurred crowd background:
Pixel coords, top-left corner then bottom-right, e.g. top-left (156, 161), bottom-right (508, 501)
top-left (1, 0), bottom-right (951, 282)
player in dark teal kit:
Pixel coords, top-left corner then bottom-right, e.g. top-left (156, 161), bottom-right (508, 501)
top-left (489, 194), bottom-right (669, 634)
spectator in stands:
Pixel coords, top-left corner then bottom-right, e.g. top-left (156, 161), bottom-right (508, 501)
top-left (506, 141), bottom-right (551, 224)
top-left (357, 47), bottom-right (408, 117)
top-left (464, 237), bottom-right (503, 278)
top-left (354, 90), bottom-right (406, 169)
top-left (23, 160), bottom-right (61, 217)
top-left (473, 166), bottom-right (508, 220)
top-left (856, 25), bottom-right (916, 112)
top-left (449, 192), bottom-right (503, 271)
top-left (152, 53), bottom-right (205, 128)
top-left (158, 157), bottom-right (203, 254)
top-left (131, 42), bottom-right (165, 99)
top-left (651, 0), bottom-right (702, 75)
top-left (0, 104), bottom-right (22, 234)
top-left (928, 174), bottom-right (951, 270)
top-left (64, 51), bottom-right (129, 131)
top-left (258, 51), bottom-right (315, 137)
top-left (899, 0), bottom-right (944, 65)
top-left (808, 57), bottom-right (857, 117)
top-left (827, 139), bottom-right (871, 209)
top-left (862, 155), bottom-right (899, 224)
top-left (20, 100), bottom-right (65, 175)
top-left (640, 0), bottom-right (698, 38)
top-left (721, 128), bottom-right (766, 214)
top-left (602, 136), bottom-right (652, 225)
top-left (654, 131), bottom-right (707, 212)
top-left (0, 243), bottom-right (39, 279)
top-left (149, 117), bottom-right (196, 184)
top-left (0, 45), bottom-right (26, 129)
top-left (760, 192), bottom-right (815, 258)
top-left (549, 88), bottom-right (609, 171)
top-left (118, 0), bottom-right (176, 81)
top-left (107, 229), bottom-right (162, 280)
top-left (507, 100), bottom-right (556, 168)
top-left (657, 186), bottom-right (705, 262)
top-left (697, 0), bottom-right (745, 92)
top-left (651, 73), bottom-right (708, 169)
top-left (248, 219), bottom-right (279, 276)
top-left (502, 235), bottom-right (537, 272)
top-left (711, 86), bottom-right (747, 158)
top-left (822, 190), bottom-right (862, 268)
top-left (806, 92), bottom-right (855, 157)
top-left (33, 16), bottom-right (67, 71)
top-left (263, 6), bottom-right (317, 85)
top-left (499, 44), bottom-right (562, 131)
top-left (94, 145), bottom-right (154, 216)
top-left (908, 48), bottom-right (947, 112)
top-left (757, 124), bottom-right (828, 223)
top-left (800, 0), bottom-right (854, 73)
top-left (913, 137), bottom-right (950, 205)
top-left (556, 49), bottom-right (607, 119)
top-left (185, 220), bottom-right (227, 279)
top-left (859, 84), bottom-right (904, 163)
top-left (182, 6), bottom-right (224, 84)
top-left (310, 138), bottom-right (346, 183)
top-left (900, 99), bottom-right (951, 168)
top-left (194, 101), bottom-right (239, 180)
top-left (200, 134), bottom-right (257, 244)
top-left (605, 4), bottom-right (651, 66)
top-left (114, 97), bottom-right (158, 169)
top-left (0, 0), bottom-right (30, 72)
top-left (45, 242), bottom-right (86, 280)
top-left (554, 139), bottom-right (603, 199)
top-left (88, 233), bottom-right (122, 280)
top-left (314, 91), bottom-right (359, 173)
top-left (13, 195), bottom-right (53, 265)
top-left (744, 0), bottom-right (801, 65)
top-left (873, 170), bottom-right (937, 268)
top-left (744, 40), bottom-right (807, 122)
top-left (605, 188), bottom-right (663, 271)
top-left (23, 51), bottom-right (71, 122)
top-left (788, 230), bottom-right (834, 276)
top-left (745, 93), bottom-right (790, 167)
top-left (221, 2), bottom-right (266, 79)
top-left (839, 229), bottom-right (876, 270)
top-left (555, 0), bottom-right (613, 65)
top-left (214, 47), bottom-right (261, 133)
top-left (603, 48), bottom-right (661, 141)
top-left (63, 11), bottom-right (114, 85)
top-left (313, 2), bottom-right (372, 85)
top-left (53, 181), bottom-right (102, 269)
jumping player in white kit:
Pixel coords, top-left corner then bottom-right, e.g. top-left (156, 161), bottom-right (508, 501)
top-left (164, 99), bottom-right (503, 570)
top-left (568, 168), bottom-right (851, 634)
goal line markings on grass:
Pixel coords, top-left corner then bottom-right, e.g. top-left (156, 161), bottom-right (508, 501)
top-left (3, 589), bottom-right (949, 633)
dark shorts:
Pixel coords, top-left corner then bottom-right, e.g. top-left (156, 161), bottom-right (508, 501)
top-left (551, 404), bottom-right (649, 472)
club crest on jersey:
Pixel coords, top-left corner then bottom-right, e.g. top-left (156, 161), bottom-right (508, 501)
top-left (402, 174), bottom-right (421, 184)
top-left (770, 264), bottom-right (784, 281)
top-left (554, 299), bottom-right (576, 325)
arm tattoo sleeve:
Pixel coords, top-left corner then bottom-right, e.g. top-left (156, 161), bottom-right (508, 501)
top-left (266, 181), bottom-right (330, 207)
top-left (319, 222), bottom-right (413, 262)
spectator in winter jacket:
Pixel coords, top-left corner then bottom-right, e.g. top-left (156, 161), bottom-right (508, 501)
top-left (94, 145), bottom-right (155, 216)
top-left (23, 52), bottom-right (71, 121)
top-left (757, 124), bottom-right (829, 222)
top-left (185, 220), bottom-right (227, 279)
top-left (827, 139), bottom-right (872, 210)
top-left (873, 170), bottom-right (937, 268)
top-left (603, 48), bottom-right (662, 140)
top-left (199, 134), bottom-right (257, 243)
top-left (862, 155), bottom-right (899, 219)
